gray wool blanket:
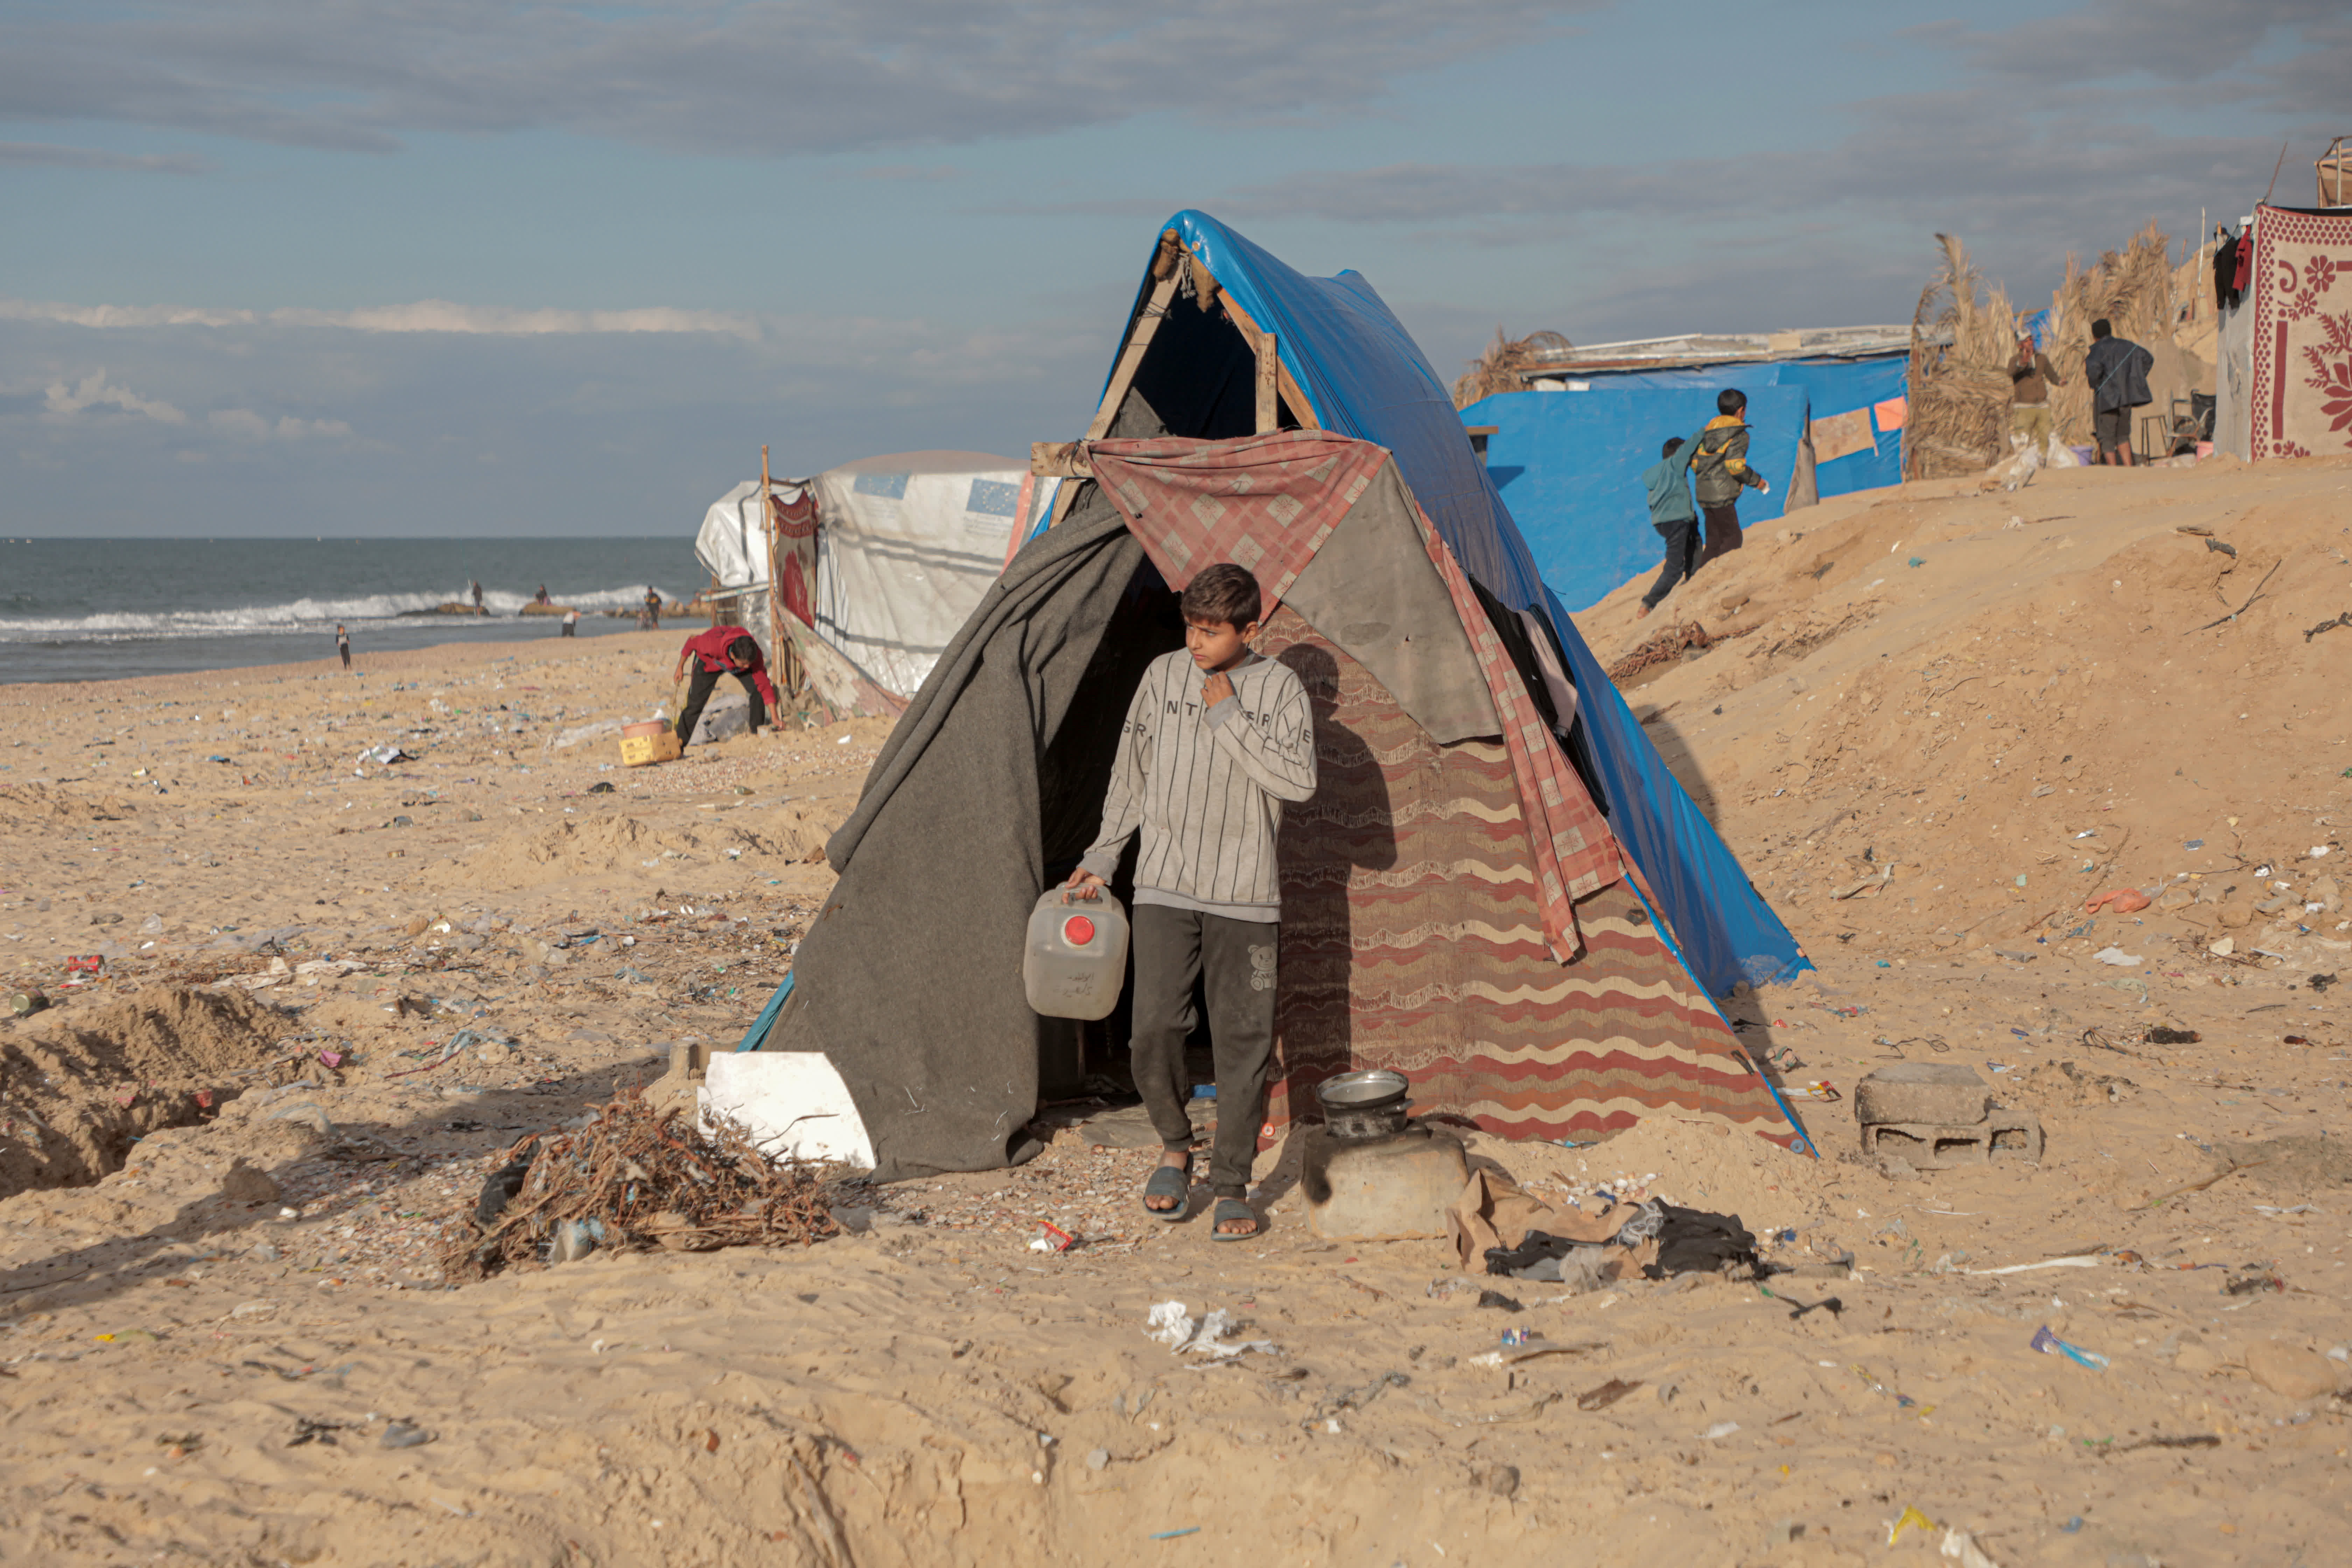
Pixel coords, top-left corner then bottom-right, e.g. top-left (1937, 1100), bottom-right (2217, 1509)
top-left (761, 490), bottom-right (1166, 1180)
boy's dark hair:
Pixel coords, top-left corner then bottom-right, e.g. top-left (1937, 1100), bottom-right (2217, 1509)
top-left (1661, 436), bottom-right (1685, 459)
top-left (726, 636), bottom-right (759, 666)
top-left (1181, 562), bottom-right (1261, 630)
top-left (1716, 388), bottom-right (1747, 416)
top-left (2091, 318), bottom-right (2112, 340)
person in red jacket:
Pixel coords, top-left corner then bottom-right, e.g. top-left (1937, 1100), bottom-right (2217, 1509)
top-left (671, 625), bottom-right (776, 747)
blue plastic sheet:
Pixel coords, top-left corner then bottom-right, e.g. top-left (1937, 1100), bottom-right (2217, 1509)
top-left (1138, 212), bottom-right (1806, 994)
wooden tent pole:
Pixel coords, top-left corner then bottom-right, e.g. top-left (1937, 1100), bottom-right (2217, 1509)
top-left (1217, 291), bottom-right (1318, 431)
top-left (1254, 328), bottom-right (1279, 433)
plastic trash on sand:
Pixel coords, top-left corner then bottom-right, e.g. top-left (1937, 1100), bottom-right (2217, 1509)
top-left (2093, 947), bottom-right (2143, 966)
top-left (1940, 1527), bottom-right (2002, 1567)
top-left (1888, 1505), bottom-right (1937, 1545)
top-left (1146, 1301), bottom-right (1278, 1359)
top-left (698, 1052), bottom-right (876, 1168)
top-left (2030, 1324), bottom-right (2109, 1369)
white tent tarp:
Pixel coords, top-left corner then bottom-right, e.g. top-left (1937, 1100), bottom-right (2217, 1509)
top-left (694, 479), bottom-right (789, 590)
top-left (809, 451), bottom-right (1036, 698)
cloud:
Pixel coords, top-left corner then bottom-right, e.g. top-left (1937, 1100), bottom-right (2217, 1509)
top-left (1916, 0), bottom-right (2342, 100)
top-left (0, 140), bottom-right (206, 174)
top-left (845, 165), bottom-right (965, 183)
top-left (43, 370), bottom-right (186, 424)
top-left (35, 368), bottom-right (354, 442)
top-left (206, 408), bottom-right (355, 440)
top-left (0, 298), bottom-right (764, 339)
top-left (0, 0), bottom-right (1603, 157)
top-left (1218, 92), bottom-right (2281, 264)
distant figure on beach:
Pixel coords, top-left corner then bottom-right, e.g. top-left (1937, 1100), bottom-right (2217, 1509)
top-left (2084, 318), bottom-right (2153, 467)
top-left (560, 607), bottom-right (580, 638)
top-left (640, 587), bottom-right (661, 630)
top-left (1633, 430), bottom-right (1705, 622)
top-left (534, 584), bottom-right (551, 606)
top-left (336, 623), bottom-right (351, 670)
top-left (2009, 336), bottom-right (2064, 458)
top-left (672, 625), bottom-right (775, 748)
top-left (1689, 388), bottom-right (1769, 568)
top-left (470, 579), bottom-right (484, 614)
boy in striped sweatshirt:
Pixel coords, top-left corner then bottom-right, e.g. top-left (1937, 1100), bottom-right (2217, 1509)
top-left (1064, 563), bottom-right (1318, 1238)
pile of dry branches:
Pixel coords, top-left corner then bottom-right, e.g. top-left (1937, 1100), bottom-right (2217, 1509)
top-left (441, 1085), bottom-right (838, 1280)
top-left (1452, 329), bottom-right (1573, 408)
top-left (1608, 620), bottom-right (1727, 681)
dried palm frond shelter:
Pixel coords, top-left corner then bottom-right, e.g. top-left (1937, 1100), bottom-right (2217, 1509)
top-left (754, 213), bottom-right (1814, 1182)
top-left (1904, 234), bottom-right (2026, 478)
top-left (1451, 328), bottom-right (1576, 408)
top-left (1908, 226), bottom-right (2213, 475)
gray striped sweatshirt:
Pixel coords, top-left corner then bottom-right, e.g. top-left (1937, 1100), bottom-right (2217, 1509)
top-left (1077, 650), bottom-right (1318, 921)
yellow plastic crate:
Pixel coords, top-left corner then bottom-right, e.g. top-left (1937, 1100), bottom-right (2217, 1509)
top-left (619, 721), bottom-right (680, 767)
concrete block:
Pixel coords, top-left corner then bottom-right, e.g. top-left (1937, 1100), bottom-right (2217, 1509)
top-left (1302, 1125), bottom-right (1467, 1241)
top-left (1861, 1112), bottom-right (2042, 1168)
top-left (1853, 1063), bottom-right (1990, 1128)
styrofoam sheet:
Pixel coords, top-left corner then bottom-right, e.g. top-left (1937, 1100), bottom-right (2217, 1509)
top-left (699, 1051), bottom-right (876, 1170)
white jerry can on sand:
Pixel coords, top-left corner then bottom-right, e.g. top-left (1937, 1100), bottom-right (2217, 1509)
top-left (1024, 889), bottom-right (1129, 1020)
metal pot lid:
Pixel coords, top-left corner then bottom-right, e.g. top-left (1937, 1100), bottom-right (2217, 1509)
top-left (1316, 1069), bottom-right (1410, 1108)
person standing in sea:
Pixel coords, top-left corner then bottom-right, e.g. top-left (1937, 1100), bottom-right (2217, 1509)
top-left (336, 623), bottom-right (351, 670)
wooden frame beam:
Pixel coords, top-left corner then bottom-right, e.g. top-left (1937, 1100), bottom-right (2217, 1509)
top-left (1043, 230), bottom-right (1326, 526)
top-left (1216, 290), bottom-right (1318, 432)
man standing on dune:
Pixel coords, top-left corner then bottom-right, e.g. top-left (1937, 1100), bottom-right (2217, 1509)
top-left (2084, 318), bottom-right (2153, 467)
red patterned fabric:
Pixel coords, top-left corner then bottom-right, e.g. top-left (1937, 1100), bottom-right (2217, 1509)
top-left (1087, 431), bottom-right (1386, 610)
top-left (1256, 608), bottom-right (1792, 1147)
top-left (768, 483), bottom-right (819, 627)
top-left (1412, 505), bottom-right (1623, 960)
top-left (2249, 204), bottom-right (2352, 459)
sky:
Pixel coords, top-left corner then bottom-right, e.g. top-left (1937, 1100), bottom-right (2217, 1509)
top-left (1, 0), bottom-right (2342, 537)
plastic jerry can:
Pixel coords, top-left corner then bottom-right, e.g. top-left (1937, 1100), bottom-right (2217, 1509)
top-left (1024, 889), bottom-right (1129, 1020)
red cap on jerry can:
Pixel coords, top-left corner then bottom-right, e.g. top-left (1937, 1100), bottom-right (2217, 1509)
top-left (1063, 915), bottom-right (1096, 946)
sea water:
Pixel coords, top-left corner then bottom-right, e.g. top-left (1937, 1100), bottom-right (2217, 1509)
top-left (0, 537), bottom-right (701, 682)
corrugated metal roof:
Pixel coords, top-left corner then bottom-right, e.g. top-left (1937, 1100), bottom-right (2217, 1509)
top-left (1522, 324), bottom-right (1930, 377)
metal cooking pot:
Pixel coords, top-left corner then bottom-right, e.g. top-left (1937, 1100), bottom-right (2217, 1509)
top-left (1316, 1069), bottom-right (1412, 1141)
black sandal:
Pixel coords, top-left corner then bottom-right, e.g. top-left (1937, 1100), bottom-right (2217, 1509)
top-left (1142, 1157), bottom-right (1191, 1222)
top-left (1210, 1197), bottom-right (1261, 1241)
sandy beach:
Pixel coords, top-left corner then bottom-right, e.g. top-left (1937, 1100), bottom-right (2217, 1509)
top-left (5, 456), bottom-right (2351, 1565)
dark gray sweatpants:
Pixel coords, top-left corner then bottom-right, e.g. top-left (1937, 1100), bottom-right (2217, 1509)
top-left (1128, 902), bottom-right (1278, 1200)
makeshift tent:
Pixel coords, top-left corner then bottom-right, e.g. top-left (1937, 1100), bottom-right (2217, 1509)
top-left (2216, 204), bottom-right (2352, 462)
top-left (761, 214), bottom-right (1809, 1181)
top-left (804, 451), bottom-right (1050, 698)
top-left (695, 453), bottom-right (1058, 721)
top-left (1460, 343), bottom-right (1909, 612)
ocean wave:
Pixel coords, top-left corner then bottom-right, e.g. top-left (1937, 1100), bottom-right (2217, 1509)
top-left (0, 583), bottom-right (676, 641)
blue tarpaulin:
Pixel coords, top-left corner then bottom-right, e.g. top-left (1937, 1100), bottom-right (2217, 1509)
top-left (1151, 211), bottom-right (1806, 994)
top-left (1460, 354), bottom-right (1908, 612)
